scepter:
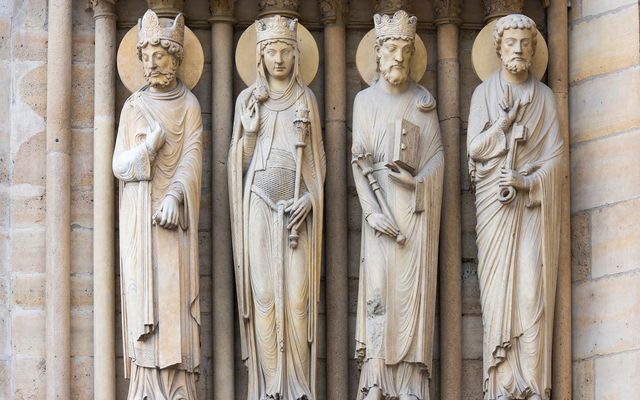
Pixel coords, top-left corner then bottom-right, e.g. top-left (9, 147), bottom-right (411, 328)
top-left (289, 101), bottom-right (310, 249)
top-left (352, 144), bottom-right (406, 245)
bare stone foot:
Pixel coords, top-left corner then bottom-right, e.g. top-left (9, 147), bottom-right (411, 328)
top-left (364, 386), bottom-right (384, 400)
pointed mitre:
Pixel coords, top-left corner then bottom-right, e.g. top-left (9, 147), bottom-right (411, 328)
top-left (137, 9), bottom-right (185, 47)
top-left (255, 15), bottom-right (298, 44)
top-left (374, 10), bottom-right (417, 41)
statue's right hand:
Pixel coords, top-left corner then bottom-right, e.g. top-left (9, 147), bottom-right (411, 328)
top-left (240, 96), bottom-right (260, 134)
top-left (145, 121), bottom-right (165, 153)
top-left (366, 212), bottom-right (399, 238)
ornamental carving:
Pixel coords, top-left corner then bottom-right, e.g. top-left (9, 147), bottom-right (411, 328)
top-left (374, 0), bottom-right (409, 15)
top-left (146, 0), bottom-right (184, 17)
top-left (87, 0), bottom-right (117, 17)
top-left (482, 0), bottom-right (524, 20)
top-left (320, 0), bottom-right (347, 24)
top-left (258, 0), bottom-right (300, 16)
top-left (433, 0), bottom-right (462, 20)
top-left (209, 0), bottom-right (235, 16)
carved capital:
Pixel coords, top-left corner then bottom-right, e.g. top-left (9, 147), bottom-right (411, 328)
top-left (146, 0), bottom-right (184, 18)
top-left (433, 0), bottom-right (462, 24)
top-left (482, 0), bottom-right (525, 22)
top-left (320, 0), bottom-right (348, 25)
top-left (258, 0), bottom-right (300, 18)
top-left (209, 0), bottom-right (235, 21)
top-left (88, 0), bottom-right (117, 20)
top-left (374, 0), bottom-right (409, 15)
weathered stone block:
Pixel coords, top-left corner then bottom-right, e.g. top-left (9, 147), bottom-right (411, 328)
top-left (571, 211), bottom-right (591, 281)
top-left (573, 272), bottom-right (640, 359)
top-left (12, 355), bottom-right (46, 400)
top-left (462, 262), bottom-right (481, 315)
top-left (71, 129), bottom-right (93, 189)
top-left (570, 6), bottom-right (640, 82)
top-left (10, 186), bottom-right (46, 227)
top-left (71, 189), bottom-right (93, 229)
top-left (595, 350), bottom-right (640, 399)
top-left (13, 29), bottom-right (48, 62)
top-left (0, 308), bottom-right (8, 357)
top-left (10, 228), bottom-right (45, 273)
top-left (71, 356), bottom-right (93, 400)
top-left (71, 273), bottom-right (93, 308)
top-left (573, 358), bottom-right (594, 400)
top-left (12, 312), bottom-right (45, 356)
top-left (71, 65), bottom-right (95, 129)
top-left (462, 359), bottom-right (483, 400)
top-left (591, 198), bottom-right (640, 278)
top-left (462, 314), bottom-right (483, 360)
top-left (13, 131), bottom-right (45, 186)
top-left (71, 227), bottom-right (92, 274)
top-left (13, 273), bottom-right (45, 308)
top-left (581, 0), bottom-right (637, 18)
top-left (0, 360), bottom-right (8, 400)
top-left (571, 129), bottom-right (640, 211)
top-left (71, 311), bottom-right (93, 357)
top-left (18, 64), bottom-right (47, 118)
top-left (570, 67), bottom-right (640, 143)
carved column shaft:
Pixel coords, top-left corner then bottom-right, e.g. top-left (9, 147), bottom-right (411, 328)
top-left (90, 1), bottom-right (118, 399)
top-left (45, 0), bottom-right (73, 399)
top-left (321, 1), bottom-right (349, 398)
top-left (434, 2), bottom-right (463, 399)
top-left (209, 2), bottom-right (236, 399)
top-left (547, 2), bottom-right (572, 399)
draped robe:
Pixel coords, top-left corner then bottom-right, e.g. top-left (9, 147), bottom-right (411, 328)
top-left (467, 71), bottom-right (563, 400)
top-left (113, 81), bottom-right (203, 400)
top-left (352, 81), bottom-right (443, 400)
top-left (228, 82), bottom-right (325, 400)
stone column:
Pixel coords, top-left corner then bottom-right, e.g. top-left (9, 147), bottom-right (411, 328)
top-left (481, 0), bottom-right (524, 23)
top-left (320, 1), bottom-right (349, 398)
top-left (146, 0), bottom-right (184, 17)
top-left (208, 1), bottom-right (236, 399)
top-left (434, 2), bottom-right (463, 399)
top-left (257, 0), bottom-right (299, 18)
top-left (89, 1), bottom-right (118, 399)
top-left (547, 2), bottom-right (571, 399)
top-left (45, 1), bottom-right (73, 399)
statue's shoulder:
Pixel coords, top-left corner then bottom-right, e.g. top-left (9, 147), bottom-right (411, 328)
top-left (235, 86), bottom-right (254, 106)
top-left (353, 86), bottom-right (376, 109)
top-left (183, 88), bottom-right (202, 111)
top-left (412, 83), bottom-right (437, 113)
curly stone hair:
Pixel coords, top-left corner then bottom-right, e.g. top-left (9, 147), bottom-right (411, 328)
top-left (493, 14), bottom-right (538, 57)
top-left (136, 38), bottom-right (184, 66)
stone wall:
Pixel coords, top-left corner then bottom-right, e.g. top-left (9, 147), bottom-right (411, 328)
top-left (569, 1), bottom-right (640, 399)
top-left (1, 0), bottom-right (638, 399)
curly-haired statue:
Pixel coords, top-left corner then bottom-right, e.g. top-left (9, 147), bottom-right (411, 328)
top-left (113, 10), bottom-right (203, 400)
top-left (468, 14), bottom-right (564, 400)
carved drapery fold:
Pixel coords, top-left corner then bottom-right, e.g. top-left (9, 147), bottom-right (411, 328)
top-left (320, 0), bottom-right (347, 24)
top-left (374, 0), bottom-right (410, 15)
top-left (433, 0), bottom-right (462, 24)
top-left (258, 0), bottom-right (300, 18)
top-left (146, 0), bottom-right (185, 17)
top-left (482, 0), bottom-right (525, 22)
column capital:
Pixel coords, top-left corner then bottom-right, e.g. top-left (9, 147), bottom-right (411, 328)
top-left (209, 0), bottom-right (235, 23)
top-left (433, 0), bottom-right (462, 25)
top-left (482, 0), bottom-right (524, 23)
top-left (257, 0), bottom-right (300, 19)
top-left (374, 0), bottom-right (410, 15)
top-left (320, 0), bottom-right (347, 25)
top-left (146, 0), bottom-right (184, 18)
top-left (88, 0), bottom-right (117, 20)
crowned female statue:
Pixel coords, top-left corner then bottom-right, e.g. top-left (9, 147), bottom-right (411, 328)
top-left (228, 15), bottom-right (325, 400)
top-left (113, 10), bottom-right (203, 400)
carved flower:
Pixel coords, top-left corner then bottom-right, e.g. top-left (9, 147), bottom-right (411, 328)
top-left (253, 84), bottom-right (269, 103)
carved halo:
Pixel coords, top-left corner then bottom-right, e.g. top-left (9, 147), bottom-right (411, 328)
top-left (471, 18), bottom-right (549, 82)
top-left (355, 29), bottom-right (427, 86)
top-left (235, 20), bottom-right (319, 86)
top-left (116, 19), bottom-right (204, 93)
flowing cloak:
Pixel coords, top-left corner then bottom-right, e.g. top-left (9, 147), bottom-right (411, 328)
top-left (113, 81), bottom-right (203, 377)
top-left (467, 71), bottom-right (563, 398)
top-left (352, 81), bottom-right (444, 381)
top-left (228, 83), bottom-right (326, 399)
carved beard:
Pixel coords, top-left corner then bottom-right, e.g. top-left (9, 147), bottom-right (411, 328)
top-left (144, 69), bottom-right (177, 89)
top-left (502, 55), bottom-right (532, 74)
top-left (380, 63), bottom-right (409, 86)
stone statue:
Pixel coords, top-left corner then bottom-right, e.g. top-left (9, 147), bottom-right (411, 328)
top-left (112, 10), bottom-right (203, 400)
top-left (228, 15), bottom-right (325, 400)
top-left (352, 10), bottom-right (443, 400)
top-left (467, 14), bottom-right (564, 400)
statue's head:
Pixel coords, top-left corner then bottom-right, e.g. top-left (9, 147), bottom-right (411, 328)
top-left (373, 10), bottom-right (417, 86)
top-left (493, 14), bottom-right (538, 74)
top-left (136, 10), bottom-right (185, 89)
top-left (255, 15), bottom-right (299, 84)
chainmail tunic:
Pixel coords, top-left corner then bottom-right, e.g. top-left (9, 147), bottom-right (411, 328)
top-left (252, 148), bottom-right (306, 206)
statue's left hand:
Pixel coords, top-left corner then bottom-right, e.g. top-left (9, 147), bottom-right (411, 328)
top-left (286, 193), bottom-right (312, 230)
top-left (156, 195), bottom-right (180, 229)
top-left (388, 164), bottom-right (416, 189)
top-left (499, 167), bottom-right (531, 191)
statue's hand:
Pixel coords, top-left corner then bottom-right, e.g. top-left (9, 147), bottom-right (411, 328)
top-left (499, 167), bottom-right (531, 191)
top-left (240, 96), bottom-right (260, 134)
top-left (156, 195), bottom-right (180, 229)
top-left (388, 163), bottom-right (416, 189)
top-left (366, 212), bottom-right (399, 238)
top-left (145, 120), bottom-right (166, 154)
top-left (286, 193), bottom-right (312, 230)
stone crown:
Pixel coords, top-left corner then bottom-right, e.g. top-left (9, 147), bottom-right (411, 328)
top-left (374, 10), bottom-right (417, 41)
top-left (137, 9), bottom-right (185, 46)
top-left (256, 15), bottom-right (298, 44)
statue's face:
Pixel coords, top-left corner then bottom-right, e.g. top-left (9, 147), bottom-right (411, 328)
top-left (140, 44), bottom-right (178, 89)
top-left (377, 38), bottom-right (413, 86)
top-left (263, 41), bottom-right (295, 81)
top-left (499, 28), bottom-right (534, 74)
